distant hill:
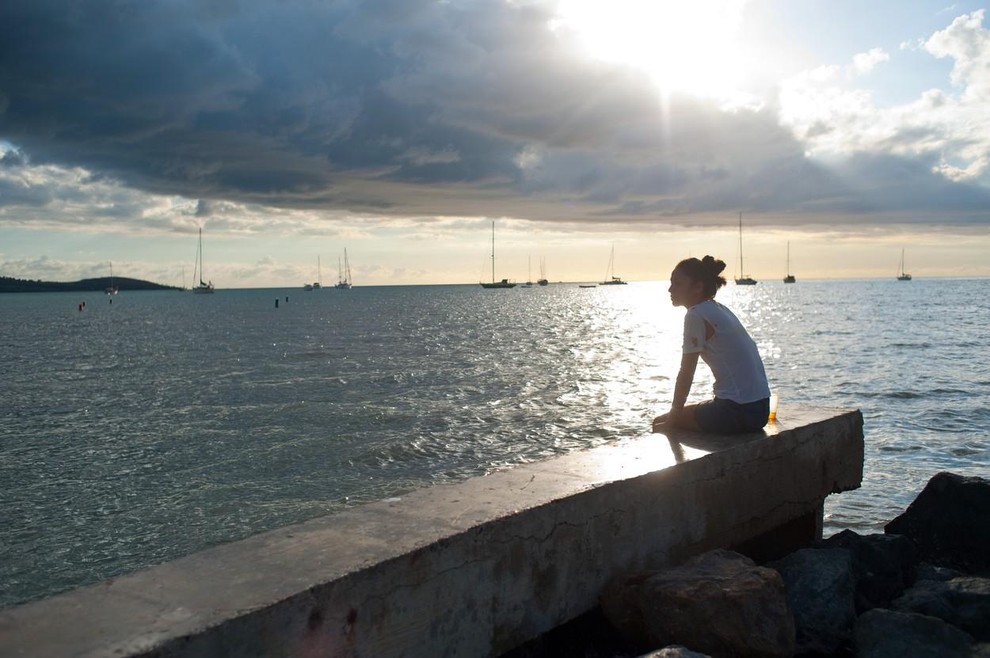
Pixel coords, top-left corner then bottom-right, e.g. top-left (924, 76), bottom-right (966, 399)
top-left (0, 276), bottom-right (182, 293)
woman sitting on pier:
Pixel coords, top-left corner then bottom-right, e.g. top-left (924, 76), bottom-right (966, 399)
top-left (652, 255), bottom-right (770, 434)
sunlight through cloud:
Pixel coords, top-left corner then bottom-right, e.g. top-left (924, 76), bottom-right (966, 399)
top-left (553, 0), bottom-right (752, 99)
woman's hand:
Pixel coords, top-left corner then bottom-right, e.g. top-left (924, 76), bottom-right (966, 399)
top-left (652, 412), bottom-right (672, 433)
top-left (653, 407), bottom-right (699, 432)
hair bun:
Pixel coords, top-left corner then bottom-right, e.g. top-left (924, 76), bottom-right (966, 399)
top-left (702, 255), bottom-right (726, 276)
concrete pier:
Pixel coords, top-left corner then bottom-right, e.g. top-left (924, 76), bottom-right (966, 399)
top-left (0, 405), bottom-right (863, 658)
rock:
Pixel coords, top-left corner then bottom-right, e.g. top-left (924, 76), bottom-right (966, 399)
top-left (638, 646), bottom-right (711, 657)
top-left (892, 576), bottom-right (990, 641)
top-left (885, 472), bottom-right (990, 574)
top-left (915, 561), bottom-right (965, 582)
top-left (817, 529), bottom-right (916, 610)
top-left (601, 549), bottom-right (794, 658)
top-left (853, 608), bottom-right (974, 657)
top-left (769, 547), bottom-right (856, 654)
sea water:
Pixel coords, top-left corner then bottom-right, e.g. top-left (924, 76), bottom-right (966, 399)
top-left (1, 279), bottom-right (988, 608)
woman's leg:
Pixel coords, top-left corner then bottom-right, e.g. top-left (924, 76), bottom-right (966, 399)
top-left (695, 397), bottom-right (769, 433)
top-left (652, 405), bottom-right (701, 432)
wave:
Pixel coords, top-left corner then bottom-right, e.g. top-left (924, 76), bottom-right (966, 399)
top-left (853, 390), bottom-right (925, 400)
top-left (4, 279), bottom-right (990, 609)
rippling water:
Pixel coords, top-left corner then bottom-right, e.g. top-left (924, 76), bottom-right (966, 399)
top-left (1, 279), bottom-right (988, 608)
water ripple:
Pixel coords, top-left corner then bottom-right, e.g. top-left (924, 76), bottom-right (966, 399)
top-left (2, 279), bottom-right (989, 607)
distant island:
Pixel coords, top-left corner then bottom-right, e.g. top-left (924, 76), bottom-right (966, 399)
top-left (0, 276), bottom-right (182, 293)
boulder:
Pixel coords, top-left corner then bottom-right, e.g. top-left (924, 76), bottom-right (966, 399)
top-left (769, 547), bottom-right (856, 655)
top-left (892, 576), bottom-right (990, 641)
top-left (817, 529), bottom-right (916, 610)
top-left (915, 562), bottom-right (965, 582)
top-left (601, 549), bottom-right (794, 658)
top-left (885, 472), bottom-right (990, 574)
top-left (853, 608), bottom-right (974, 658)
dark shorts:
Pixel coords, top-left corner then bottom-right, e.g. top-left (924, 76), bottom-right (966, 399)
top-left (694, 397), bottom-right (770, 434)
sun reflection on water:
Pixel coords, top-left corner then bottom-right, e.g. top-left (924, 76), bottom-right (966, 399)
top-left (3, 278), bottom-right (988, 607)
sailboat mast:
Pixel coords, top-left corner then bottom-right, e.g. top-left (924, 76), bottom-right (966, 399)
top-left (490, 221), bottom-right (496, 284)
top-left (193, 229), bottom-right (202, 286)
top-left (190, 226), bottom-right (215, 292)
top-left (738, 212), bottom-right (744, 278)
top-left (200, 227), bottom-right (206, 284)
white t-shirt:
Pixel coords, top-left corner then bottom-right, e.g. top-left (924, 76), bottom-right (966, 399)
top-left (682, 299), bottom-right (770, 404)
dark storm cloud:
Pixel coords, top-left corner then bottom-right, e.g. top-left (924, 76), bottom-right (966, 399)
top-left (0, 0), bottom-right (986, 226)
top-left (0, 0), bottom-right (535, 187)
top-left (839, 152), bottom-right (990, 216)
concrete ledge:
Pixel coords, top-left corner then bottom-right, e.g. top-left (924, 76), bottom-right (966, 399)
top-left (0, 405), bottom-right (863, 658)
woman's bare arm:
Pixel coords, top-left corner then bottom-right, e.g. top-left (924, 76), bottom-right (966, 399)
top-left (653, 352), bottom-right (701, 431)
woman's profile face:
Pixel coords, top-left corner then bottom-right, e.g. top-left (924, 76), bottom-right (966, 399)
top-left (668, 269), bottom-right (703, 307)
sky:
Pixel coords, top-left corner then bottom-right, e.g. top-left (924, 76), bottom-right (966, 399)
top-left (1, 0), bottom-right (989, 287)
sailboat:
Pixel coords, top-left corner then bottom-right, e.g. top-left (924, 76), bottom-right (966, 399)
top-left (600, 244), bottom-right (627, 285)
top-left (304, 256), bottom-right (322, 290)
top-left (334, 249), bottom-right (353, 289)
top-left (192, 227), bottom-right (215, 294)
top-left (897, 249), bottom-right (912, 281)
top-left (521, 256), bottom-right (533, 287)
top-left (105, 261), bottom-right (118, 295)
top-left (784, 242), bottom-right (796, 284)
top-left (537, 257), bottom-right (549, 286)
top-left (735, 213), bottom-right (757, 285)
top-left (480, 221), bottom-right (515, 288)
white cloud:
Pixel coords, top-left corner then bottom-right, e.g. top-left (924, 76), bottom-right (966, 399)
top-left (778, 10), bottom-right (990, 185)
top-left (852, 48), bottom-right (890, 74)
top-left (514, 144), bottom-right (544, 171)
top-left (925, 9), bottom-right (990, 98)
top-left (778, 66), bottom-right (879, 151)
top-left (0, 156), bottom-right (377, 238)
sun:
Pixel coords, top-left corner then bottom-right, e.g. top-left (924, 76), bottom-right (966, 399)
top-left (554, 0), bottom-right (752, 100)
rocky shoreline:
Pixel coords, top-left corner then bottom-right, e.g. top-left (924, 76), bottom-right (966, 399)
top-left (505, 472), bottom-right (989, 657)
